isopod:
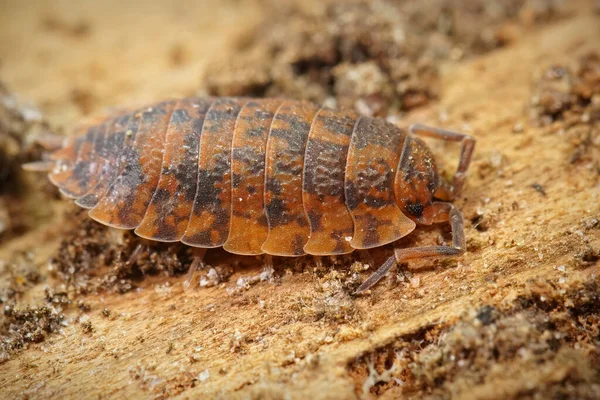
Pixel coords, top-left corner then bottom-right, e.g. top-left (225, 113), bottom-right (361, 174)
top-left (25, 97), bottom-right (476, 293)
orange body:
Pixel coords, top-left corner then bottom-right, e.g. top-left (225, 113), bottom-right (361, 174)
top-left (46, 97), bottom-right (453, 257)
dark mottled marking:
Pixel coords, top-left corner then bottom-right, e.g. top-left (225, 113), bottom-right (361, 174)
top-left (135, 98), bottom-right (213, 241)
top-left (262, 101), bottom-right (319, 256)
top-left (345, 162), bottom-right (396, 210)
top-left (395, 136), bottom-right (442, 224)
top-left (265, 198), bottom-right (287, 225)
top-left (360, 213), bottom-right (385, 248)
top-left (330, 230), bottom-right (348, 253)
top-left (231, 146), bottom-right (265, 175)
top-left (302, 106), bottom-right (358, 255)
top-left (307, 210), bottom-right (323, 232)
top-left (345, 180), bottom-right (359, 211)
top-left (90, 101), bottom-right (176, 228)
top-left (352, 117), bottom-right (404, 149)
top-left (302, 138), bottom-right (348, 200)
top-left (114, 148), bottom-right (146, 227)
top-left (406, 201), bottom-right (424, 218)
top-left (58, 125), bottom-right (99, 197)
top-left (224, 98), bottom-right (285, 255)
top-left (194, 167), bottom-right (225, 210)
top-left (345, 116), bottom-right (415, 249)
top-left (170, 108), bottom-right (191, 124)
top-left (292, 235), bottom-right (305, 256)
top-left (265, 177), bottom-right (282, 196)
top-left (183, 97), bottom-right (245, 247)
top-left (204, 109), bottom-right (239, 122)
top-left (245, 127), bottom-right (266, 137)
top-left (316, 114), bottom-right (356, 136)
top-left (274, 113), bottom-right (312, 133)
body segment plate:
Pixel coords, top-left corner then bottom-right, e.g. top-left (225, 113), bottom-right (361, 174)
top-left (48, 127), bottom-right (90, 197)
top-left (182, 98), bottom-right (246, 247)
top-left (261, 101), bottom-right (319, 256)
top-left (302, 107), bottom-right (358, 255)
top-left (89, 101), bottom-right (176, 229)
top-left (76, 114), bottom-right (138, 209)
top-left (223, 98), bottom-right (283, 255)
top-left (135, 98), bottom-right (214, 241)
top-left (345, 117), bottom-right (416, 249)
top-left (75, 114), bottom-right (133, 208)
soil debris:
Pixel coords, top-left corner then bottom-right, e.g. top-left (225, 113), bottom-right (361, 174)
top-left (530, 51), bottom-right (600, 169)
top-left (0, 83), bottom-right (58, 240)
top-left (205, 0), bottom-right (568, 116)
top-left (0, 252), bottom-right (41, 304)
top-left (49, 213), bottom-right (198, 294)
top-left (1, 303), bottom-right (66, 363)
top-left (348, 275), bottom-right (600, 399)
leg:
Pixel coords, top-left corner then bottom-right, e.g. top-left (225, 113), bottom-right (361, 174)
top-left (263, 254), bottom-right (274, 279)
top-left (354, 203), bottom-right (465, 294)
top-left (314, 256), bottom-right (323, 270)
top-left (127, 244), bottom-right (145, 265)
top-left (183, 248), bottom-right (207, 291)
top-left (409, 123), bottom-right (476, 199)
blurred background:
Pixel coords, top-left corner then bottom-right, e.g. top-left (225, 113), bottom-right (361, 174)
top-left (0, 0), bottom-right (572, 124)
top-left (0, 1), bottom-right (598, 399)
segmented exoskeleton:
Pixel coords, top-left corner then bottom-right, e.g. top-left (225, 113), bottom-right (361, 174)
top-left (25, 97), bottom-right (476, 292)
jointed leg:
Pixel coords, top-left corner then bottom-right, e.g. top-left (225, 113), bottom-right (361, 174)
top-left (183, 248), bottom-right (207, 291)
top-left (354, 203), bottom-right (465, 294)
top-left (409, 123), bottom-right (476, 199)
top-left (264, 254), bottom-right (274, 276)
top-left (314, 256), bottom-right (323, 270)
top-left (354, 256), bottom-right (396, 294)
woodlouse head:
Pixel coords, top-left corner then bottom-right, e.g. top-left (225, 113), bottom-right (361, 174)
top-left (394, 136), bottom-right (444, 224)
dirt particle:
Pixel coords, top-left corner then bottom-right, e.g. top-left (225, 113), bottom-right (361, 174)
top-left (77, 300), bottom-right (91, 312)
top-left (80, 320), bottom-right (93, 334)
top-left (475, 304), bottom-right (497, 326)
top-left (44, 287), bottom-right (71, 306)
top-left (532, 182), bottom-right (547, 196)
top-left (50, 213), bottom-right (202, 294)
top-left (0, 253), bottom-right (42, 303)
top-left (197, 368), bottom-right (210, 382)
top-left (575, 246), bottom-right (599, 267)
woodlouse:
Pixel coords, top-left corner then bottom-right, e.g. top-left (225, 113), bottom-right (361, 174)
top-left (25, 97), bottom-right (476, 293)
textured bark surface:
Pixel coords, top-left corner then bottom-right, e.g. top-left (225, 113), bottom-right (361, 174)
top-left (0, 1), bottom-right (598, 399)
